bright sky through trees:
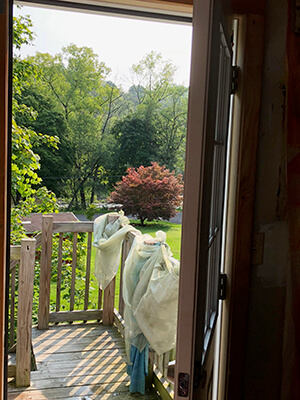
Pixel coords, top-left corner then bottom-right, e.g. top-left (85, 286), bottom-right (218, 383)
top-left (14, 5), bottom-right (192, 90)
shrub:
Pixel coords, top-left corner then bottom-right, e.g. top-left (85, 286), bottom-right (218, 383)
top-left (109, 162), bottom-right (183, 225)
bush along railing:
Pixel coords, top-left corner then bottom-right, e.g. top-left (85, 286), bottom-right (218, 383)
top-left (36, 215), bottom-right (175, 398)
top-left (8, 238), bottom-right (36, 387)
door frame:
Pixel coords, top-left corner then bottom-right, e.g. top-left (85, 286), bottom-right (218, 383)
top-left (174, 5), bottom-right (265, 400)
top-left (221, 12), bottom-right (265, 400)
top-left (0, 2), bottom-right (265, 400)
top-left (0, 0), bottom-right (12, 398)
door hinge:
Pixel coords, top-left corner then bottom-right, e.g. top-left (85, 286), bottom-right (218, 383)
top-left (218, 273), bottom-right (227, 300)
top-left (178, 372), bottom-right (190, 397)
top-left (231, 65), bottom-right (238, 94)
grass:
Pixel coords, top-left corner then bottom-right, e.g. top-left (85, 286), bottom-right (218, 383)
top-left (50, 220), bottom-right (182, 314)
top-left (131, 220), bottom-right (182, 260)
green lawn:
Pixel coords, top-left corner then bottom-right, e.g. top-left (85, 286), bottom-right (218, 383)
top-left (50, 220), bottom-right (182, 313)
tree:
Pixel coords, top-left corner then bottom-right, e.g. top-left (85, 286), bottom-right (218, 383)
top-left (156, 85), bottom-right (188, 172)
top-left (110, 113), bottom-right (159, 177)
top-left (121, 52), bottom-right (188, 174)
top-left (30, 45), bottom-right (124, 209)
top-left (14, 85), bottom-right (70, 198)
top-left (11, 11), bottom-right (59, 244)
top-left (130, 51), bottom-right (176, 104)
top-left (109, 162), bottom-right (183, 225)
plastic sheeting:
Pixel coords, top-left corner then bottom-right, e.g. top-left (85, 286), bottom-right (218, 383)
top-left (93, 215), bottom-right (180, 393)
top-left (93, 211), bottom-right (138, 290)
top-left (123, 231), bottom-right (180, 358)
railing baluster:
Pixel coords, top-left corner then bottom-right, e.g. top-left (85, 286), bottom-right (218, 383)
top-left (38, 215), bottom-right (53, 330)
top-left (163, 351), bottom-right (170, 378)
top-left (84, 232), bottom-right (92, 311)
top-left (56, 232), bottom-right (63, 312)
top-left (98, 287), bottom-right (102, 310)
top-left (9, 266), bottom-right (16, 348)
top-left (70, 233), bottom-right (78, 312)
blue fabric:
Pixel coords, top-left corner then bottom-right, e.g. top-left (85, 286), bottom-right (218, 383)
top-left (127, 342), bottom-right (149, 394)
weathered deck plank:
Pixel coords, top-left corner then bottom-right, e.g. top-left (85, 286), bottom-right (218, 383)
top-left (8, 323), bottom-right (161, 400)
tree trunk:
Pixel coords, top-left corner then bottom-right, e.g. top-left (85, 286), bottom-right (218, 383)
top-left (90, 170), bottom-right (97, 205)
top-left (80, 188), bottom-right (86, 209)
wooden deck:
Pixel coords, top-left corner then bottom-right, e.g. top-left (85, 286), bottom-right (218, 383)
top-left (8, 323), bottom-right (161, 400)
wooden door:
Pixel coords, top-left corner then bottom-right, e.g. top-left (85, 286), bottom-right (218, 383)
top-left (175, 0), bottom-right (232, 398)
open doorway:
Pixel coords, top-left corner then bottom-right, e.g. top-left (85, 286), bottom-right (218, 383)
top-left (8, 1), bottom-right (193, 398)
top-left (6, 0), bottom-right (241, 396)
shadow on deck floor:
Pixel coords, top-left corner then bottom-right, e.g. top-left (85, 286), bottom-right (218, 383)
top-left (8, 323), bottom-right (161, 400)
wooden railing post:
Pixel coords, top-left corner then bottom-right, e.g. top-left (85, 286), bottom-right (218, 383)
top-left (103, 277), bottom-right (115, 325)
top-left (119, 236), bottom-right (131, 317)
top-left (16, 238), bottom-right (36, 387)
top-left (38, 215), bottom-right (53, 330)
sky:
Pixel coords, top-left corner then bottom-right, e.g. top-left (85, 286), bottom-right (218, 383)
top-left (14, 4), bottom-right (193, 90)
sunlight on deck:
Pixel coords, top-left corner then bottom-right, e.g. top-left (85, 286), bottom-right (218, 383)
top-left (8, 323), bottom-right (161, 400)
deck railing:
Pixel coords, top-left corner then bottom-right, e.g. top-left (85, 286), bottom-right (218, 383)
top-left (8, 238), bottom-right (36, 387)
top-left (10, 214), bottom-right (174, 397)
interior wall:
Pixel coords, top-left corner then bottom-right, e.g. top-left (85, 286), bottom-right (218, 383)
top-left (242, 0), bottom-right (288, 398)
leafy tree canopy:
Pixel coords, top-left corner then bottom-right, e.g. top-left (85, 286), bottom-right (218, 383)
top-left (27, 45), bottom-right (124, 209)
top-left (11, 10), bottom-right (58, 244)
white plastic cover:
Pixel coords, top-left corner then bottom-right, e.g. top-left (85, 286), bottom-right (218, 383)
top-left (93, 211), bottom-right (138, 290)
top-left (123, 231), bottom-right (180, 357)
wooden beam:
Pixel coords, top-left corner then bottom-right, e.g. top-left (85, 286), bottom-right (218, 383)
top-left (52, 221), bottom-right (93, 233)
top-left (9, 246), bottom-right (20, 261)
top-left (113, 309), bottom-right (125, 337)
top-left (225, 14), bottom-right (265, 400)
top-left (103, 277), bottom-right (116, 325)
top-left (7, 364), bottom-right (16, 379)
top-left (16, 239), bottom-right (36, 387)
top-left (49, 309), bottom-right (103, 323)
top-left (38, 215), bottom-right (53, 330)
top-left (0, 0), bottom-right (9, 397)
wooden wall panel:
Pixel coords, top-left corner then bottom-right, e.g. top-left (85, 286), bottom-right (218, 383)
top-left (231, 0), bottom-right (266, 15)
top-left (225, 14), bottom-right (265, 400)
top-left (281, 0), bottom-right (300, 397)
top-left (0, 0), bottom-right (9, 398)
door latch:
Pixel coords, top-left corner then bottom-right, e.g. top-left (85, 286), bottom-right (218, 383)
top-left (231, 66), bottom-right (238, 94)
top-left (218, 273), bottom-right (227, 300)
top-left (178, 372), bottom-right (189, 397)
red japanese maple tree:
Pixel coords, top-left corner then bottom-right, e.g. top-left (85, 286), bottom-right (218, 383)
top-left (109, 162), bottom-right (183, 225)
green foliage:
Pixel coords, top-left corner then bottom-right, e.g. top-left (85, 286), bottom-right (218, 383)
top-left (109, 162), bottom-right (183, 225)
top-left (15, 86), bottom-right (71, 197)
top-left (134, 220), bottom-right (182, 260)
top-left (130, 51), bottom-right (176, 103)
top-left (13, 12), bottom-right (35, 50)
top-left (13, 10), bottom-right (188, 210)
top-left (156, 85), bottom-right (188, 172)
top-left (27, 45), bottom-right (124, 209)
top-left (11, 10), bottom-right (59, 245)
top-left (110, 114), bottom-right (159, 176)
top-left (50, 233), bottom-right (87, 310)
top-left (118, 52), bottom-right (188, 175)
